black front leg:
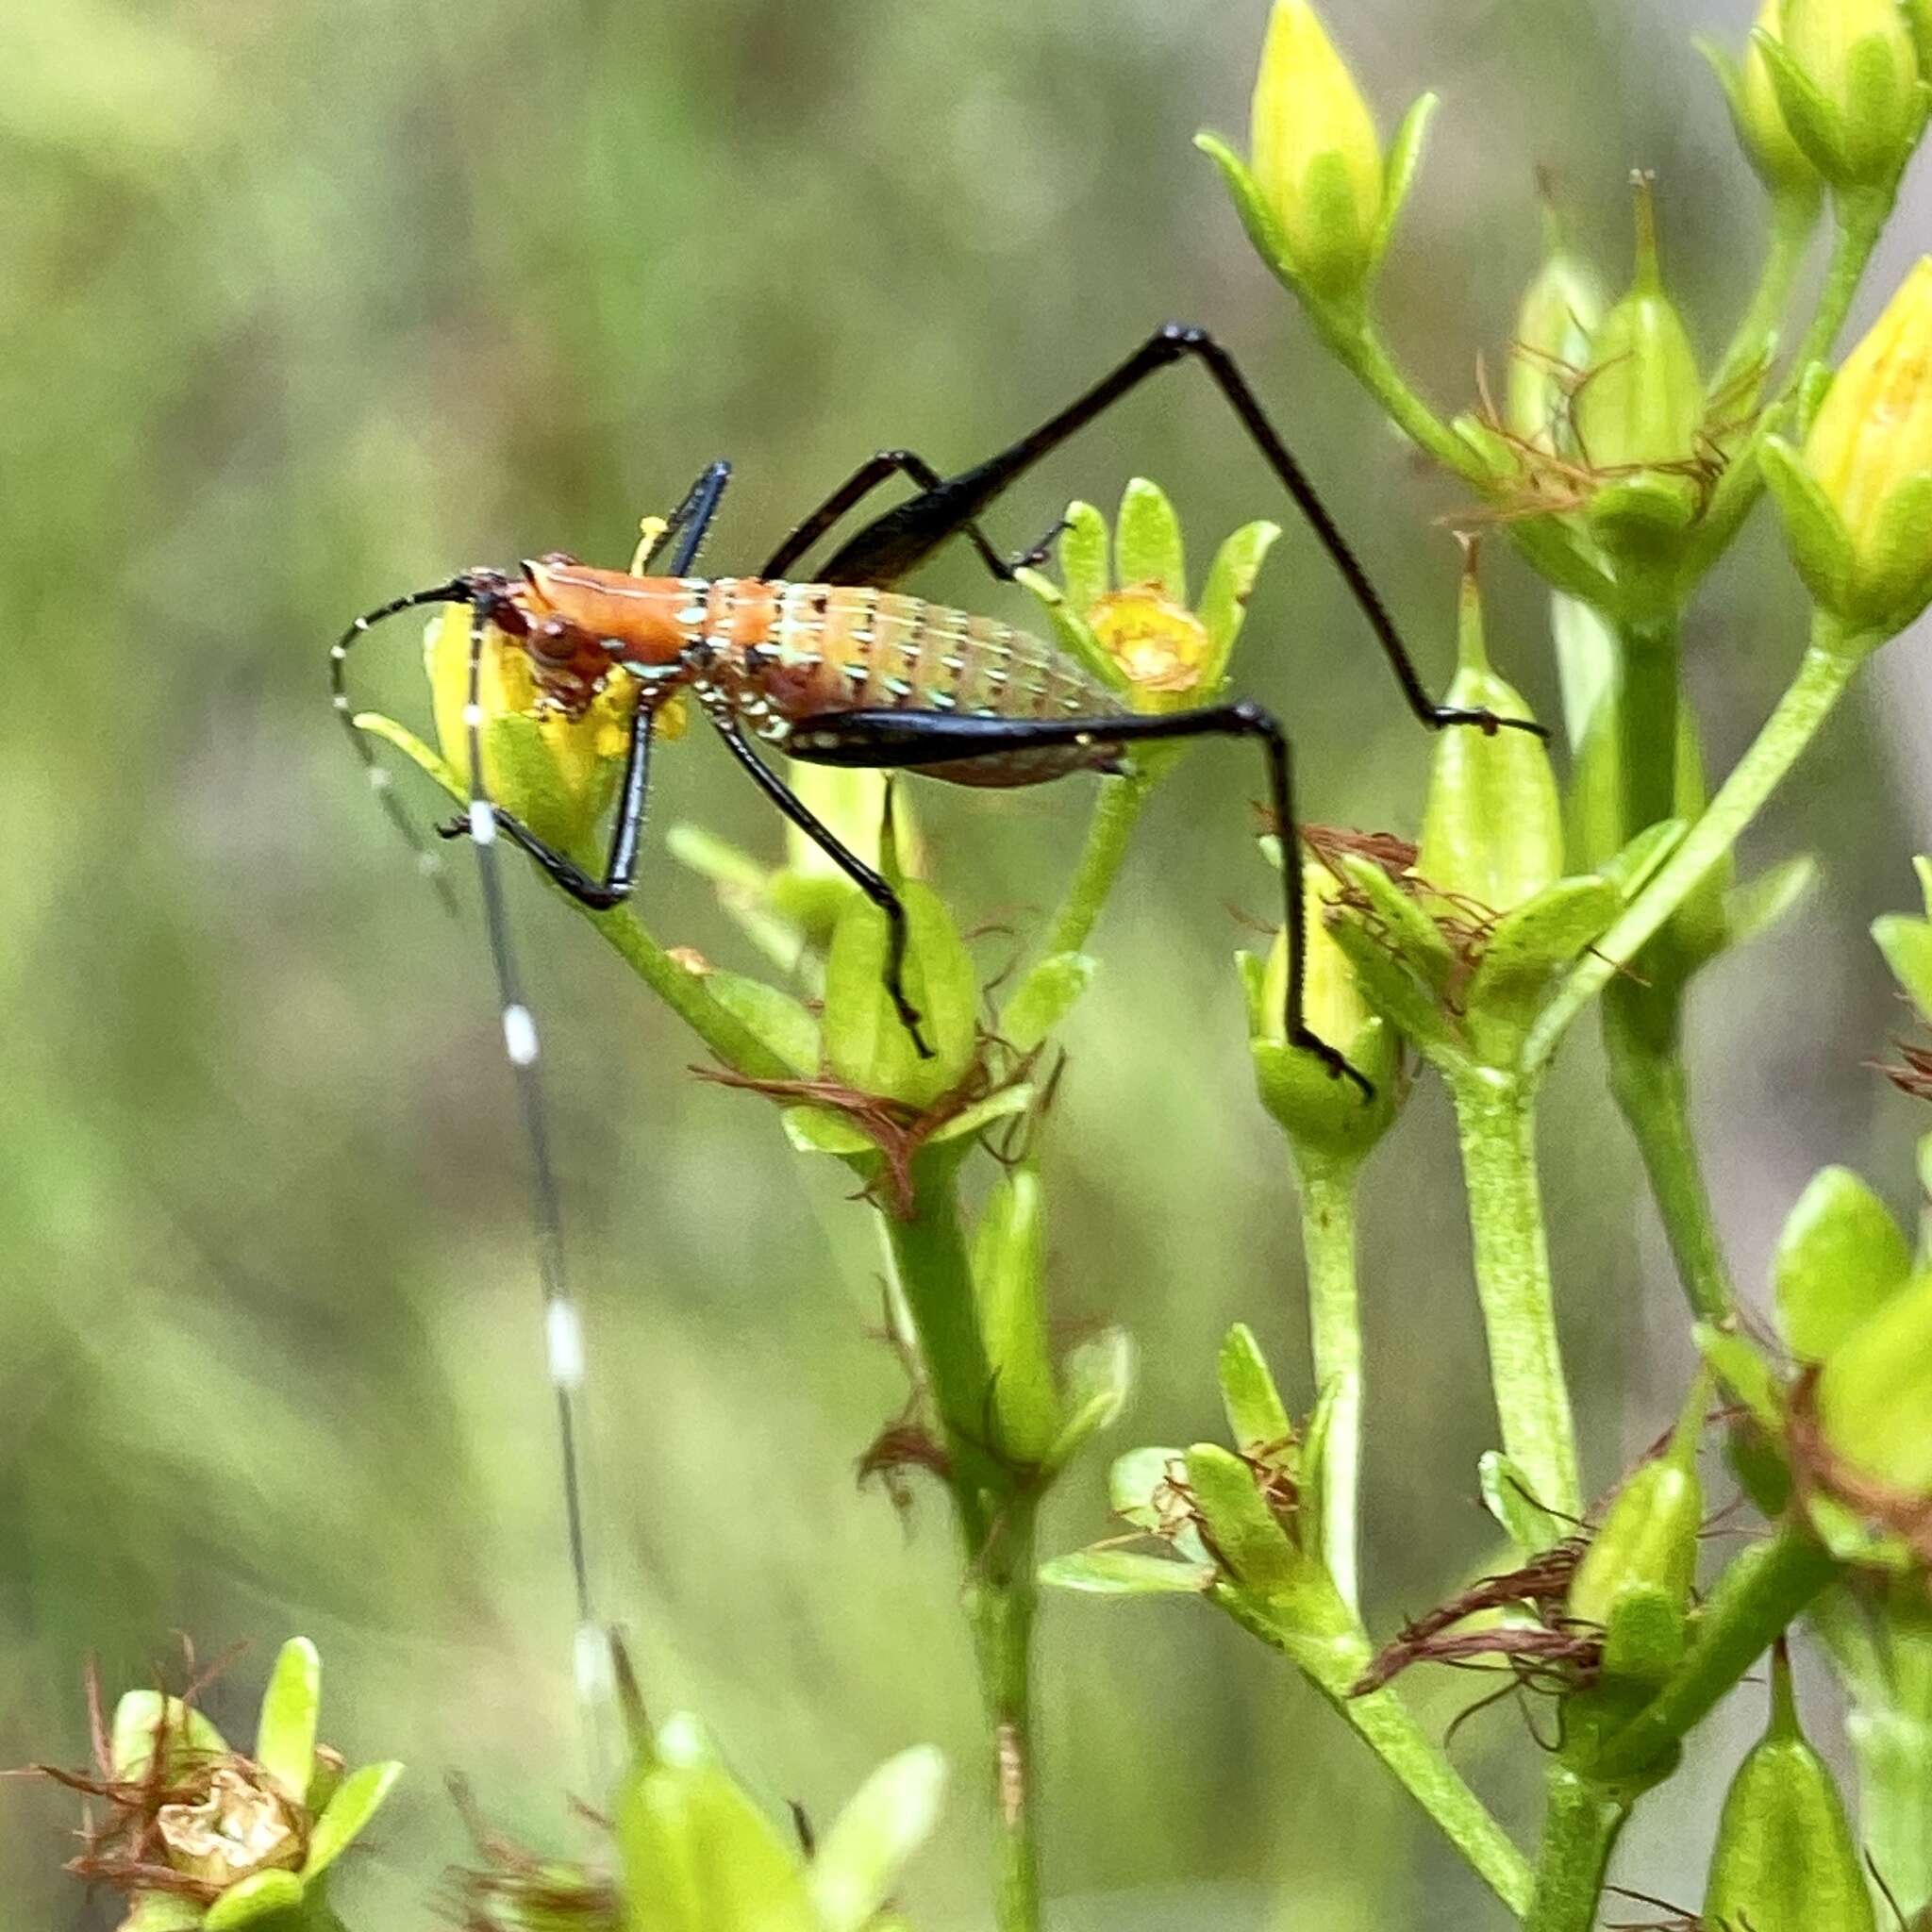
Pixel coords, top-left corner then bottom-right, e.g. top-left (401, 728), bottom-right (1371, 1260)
top-left (783, 702), bottom-right (1371, 1099)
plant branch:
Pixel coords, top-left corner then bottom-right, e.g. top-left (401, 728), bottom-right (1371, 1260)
top-left (1447, 1068), bottom-right (1582, 1524)
top-left (1524, 620), bottom-right (1869, 1080)
top-left (1042, 771), bottom-right (1157, 958)
top-left (1291, 1145), bottom-right (1365, 1611)
top-left (1524, 1765), bottom-right (1632, 1932)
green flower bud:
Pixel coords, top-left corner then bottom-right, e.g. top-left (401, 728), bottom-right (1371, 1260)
top-left (1248, 0), bottom-right (1385, 298)
top-left (1242, 867), bottom-right (1400, 1158)
top-left (1704, 1646), bottom-right (1877, 1932)
top-left (1574, 177), bottom-right (1705, 507)
top-left (971, 1162), bottom-right (1059, 1465)
top-left (1815, 1268), bottom-right (1932, 1492)
top-left (1796, 257), bottom-right (1932, 634)
top-left (1507, 201), bottom-right (1607, 453)
top-left (1416, 562), bottom-right (1561, 916)
top-left (1702, 1), bottom-right (1828, 199)
top-left (1567, 1380), bottom-right (1706, 1684)
top-left (1766, 0), bottom-right (1924, 187)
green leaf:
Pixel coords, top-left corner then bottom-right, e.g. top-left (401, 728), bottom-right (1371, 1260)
top-left (1773, 1165), bottom-right (1913, 1362)
top-left (1184, 1442), bottom-right (1299, 1595)
top-left (1463, 875), bottom-right (1621, 1059)
top-left (1725, 854), bottom-right (1818, 949)
top-left (1334, 855), bottom-right (1458, 993)
top-left (779, 1106), bottom-right (877, 1158)
top-left (1000, 951), bottom-right (1097, 1055)
top-left (302, 1758), bottom-right (403, 1879)
top-left (1598, 819), bottom-right (1686, 903)
top-left (1760, 435), bottom-right (1855, 609)
top-left (1297, 1375), bottom-right (1341, 1576)
top-left (1374, 92), bottom-right (1440, 259)
top-left (1693, 1323), bottom-right (1786, 1435)
top-left (1193, 130), bottom-right (1298, 289)
top-left (1039, 1549), bottom-right (1216, 1594)
top-left (120, 1895), bottom-right (207, 1932)
top-left (1194, 521), bottom-right (1282, 691)
top-left (1479, 1450), bottom-right (1566, 1557)
top-left (1113, 477), bottom-right (1186, 602)
top-left (664, 823), bottom-right (773, 897)
top-left (1056, 501), bottom-right (1111, 618)
top-left (111, 1691), bottom-right (227, 1780)
top-left (204, 1872), bottom-right (306, 1930)
top-left (823, 880), bottom-right (977, 1108)
top-left (1046, 1327), bottom-right (1135, 1471)
top-left (254, 1638), bottom-right (321, 1801)
top-left (1217, 1324), bottom-right (1292, 1457)
top-left (808, 1746), bottom-right (945, 1932)
top-left (704, 972), bottom-right (821, 1078)
top-left (1323, 915), bottom-right (1457, 1059)
top-left (617, 1723), bottom-right (817, 1932)
top-left (301, 1761), bottom-right (399, 1877)
top-left (352, 710), bottom-right (463, 803)
top-left (924, 1082), bottom-right (1035, 1147)
top-left (1012, 565), bottom-right (1138, 698)
top-left (1108, 1444), bottom-right (1209, 1563)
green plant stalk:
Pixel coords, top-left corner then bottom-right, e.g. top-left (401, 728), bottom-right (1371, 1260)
top-left (1600, 605), bottom-right (1736, 1323)
top-left (1446, 1066), bottom-right (1583, 1523)
top-left (1291, 1143), bottom-right (1364, 1612)
top-left (1602, 1002), bottom-right (1734, 1323)
top-left (1524, 620), bottom-right (1870, 1079)
top-left (1710, 190), bottom-right (1820, 397)
top-left (965, 1494), bottom-right (1042, 1932)
top-left (1042, 770), bottom-right (1155, 957)
top-left (1590, 1524), bottom-right (1840, 1783)
top-left (1523, 1765), bottom-right (1632, 1932)
top-left (1215, 1589), bottom-right (1534, 1915)
top-left (880, 1156), bottom-right (1041, 1932)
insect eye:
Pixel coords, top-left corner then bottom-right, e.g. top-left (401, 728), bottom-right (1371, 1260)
top-left (529, 617), bottom-right (578, 667)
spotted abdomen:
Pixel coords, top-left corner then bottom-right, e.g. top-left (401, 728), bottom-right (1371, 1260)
top-left (711, 581), bottom-right (1126, 786)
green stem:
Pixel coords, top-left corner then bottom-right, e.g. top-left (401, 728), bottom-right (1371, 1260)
top-left (1524, 623), bottom-right (1869, 1081)
top-left (1613, 610), bottom-right (1680, 841)
top-left (1602, 1005), bottom-right (1734, 1323)
top-left (1523, 1766), bottom-right (1632, 1932)
top-left (1221, 1589), bottom-right (1534, 1916)
top-left (879, 1157), bottom-right (1041, 1932)
top-left (1042, 771), bottom-right (1154, 958)
top-left (1710, 189), bottom-right (1820, 397)
top-left (1788, 190), bottom-right (1892, 388)
top-left (1291, 1145), bottom-right (1364, 1612)
top-left (1590, 1524), bottom-right (1840, 1783)
top-left (588, 906), bottom-right (794, 1078)
top-left (965, 1497), bottom-right (1042, 1932)
top-left (1446, 1067), bottom-right (1582, 1523)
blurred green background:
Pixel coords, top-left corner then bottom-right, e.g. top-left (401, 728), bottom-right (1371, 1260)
top-left (6, 0), bottom-right (1929, 1924)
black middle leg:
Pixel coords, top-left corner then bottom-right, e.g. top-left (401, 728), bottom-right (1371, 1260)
top-left (780, 701), bottom-right (1369, 1097)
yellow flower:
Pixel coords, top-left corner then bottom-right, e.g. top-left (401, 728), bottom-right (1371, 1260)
top-left (1087, 588), bottom-right (1211, 695)
top-left (1249, 0), bottom-right (1384, 298)
top-left (425, 606), bottom-right (647, 858)
top-left (1802, 256), bottom-right (1932, 628)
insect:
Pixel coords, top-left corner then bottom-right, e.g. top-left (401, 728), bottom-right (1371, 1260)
top-left (335, 323), bottom-right (1533, 1095)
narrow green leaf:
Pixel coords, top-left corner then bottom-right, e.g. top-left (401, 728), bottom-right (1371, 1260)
top-left (1193, 130), bottom-right (1298, 289)
top-left (1334, 855), bottom-right (1458, 991)
top-left (1000, 951), bottom-right (1097, 1055)
top-left (808, 1746), bottom-right (946, 1932)
top-left (1056, 501), bottom-right (1111, 617)
top-left (1185, 1442), bottom-right (1299, 1595)
top-left (353, 710), bottom-right (463, 803)
top-left (704, 972), bottom-right (821, 1077)
top-left (1374, 92), bottom-right (1441, 258)
top-left (1039, 1550), bottom-right (1215, 1595)
top-left (1725, 854), bottom-right (1817, 948)
top-left (1108, 1444), bottom-right (1209, 1562)
top-left (203, 1872), bottom-right (305, 1930)
top-left (111, 1691), bottom-right (227, 1780)
top-left (1195, 521), bottom-right (1281, 690)
top-left (1760, 436), bottom-right (1855, 608)
top-left (302, 1760), bottom-right (404, 1879)
top-left (1217, 1324), bottom-right (1292, 1456)
top-left (1012, 567), bottom-right (1135, 697)
top-left (1046, 1328), bottom-right (1135, 1470)
top-left (972, 1165), bottom-right (1059, 1465)
top-left (1773, 1165), bottom-right (1913, 1361)
top-left (1479, 1450), bottom-right (1566, 1557)
top-left (779, 1106), bottom-right (877, 1158)
top-left (664, 824), bottom-right (773, 896)
top-left (255, 1638), bottom-right (321, 1801)
top-left (1693, 1324), bottom-right (1785, 1434)
top-left (1113, 477), bottom-right (1187, 602)
top-left (924, 1083), bottom-right (1035, 1147)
